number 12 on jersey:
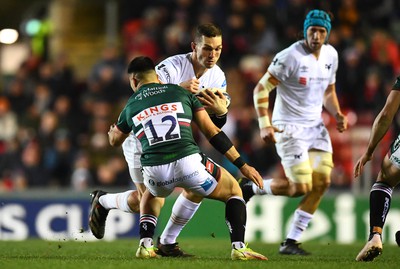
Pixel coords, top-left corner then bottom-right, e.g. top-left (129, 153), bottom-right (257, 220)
top-left (134, 102), bottom-right (184, 146)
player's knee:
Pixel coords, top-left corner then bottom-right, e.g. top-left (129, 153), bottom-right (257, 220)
top-left (312, 178), bottom-right (330, 195)
top-left (128, 191), bottom-right (141, 212)
top-left (313, 165), bottom-right (332, 193)
top-left (285, 163), bottom-right (313, 196)
top-left (183, 190), bottom-right (204, 203)
top-left (311, 173), bottom-right (331, 195)
top-left (207, 170), bottom-right (239, 202)
top-left (290, 183), bottom-right (310, 197)
top-left (285, 163), bottom-right (313, 187)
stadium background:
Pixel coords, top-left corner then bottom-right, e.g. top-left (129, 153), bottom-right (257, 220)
top-left (1, 0), bottom-right (400, 244)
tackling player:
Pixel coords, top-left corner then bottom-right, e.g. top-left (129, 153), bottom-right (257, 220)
top-left (240, 9), bottom-right (348, 255)
top-left (89, 23), bottom-right (230, 257)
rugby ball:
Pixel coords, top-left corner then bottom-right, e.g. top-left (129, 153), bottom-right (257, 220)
top-left (196, 87), bottom-right (231, 108)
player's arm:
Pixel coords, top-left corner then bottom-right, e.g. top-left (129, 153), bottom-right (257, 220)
top-left (366, 90), bottom-right (400, 156)
top-left (193, 109), bottom-right (263, 189)
top-left (253, 71), bottom-right (280, 143)
top-left (253, 71), bottom-right (278, 126)
top-left (108, 124), bottom-right (129, 147)
top-left (354, 89), bottom-right (400, 178)
top-left (323, 84), bottom-right (348, 132)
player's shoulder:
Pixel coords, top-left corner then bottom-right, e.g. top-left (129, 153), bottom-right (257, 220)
top-left (157, 53), bottom-right (190, 68)
top-left (272, 42), bottom-right (300, 64)
top-left (322, 44), bottom-right (338, 58)
top-left (282, 41), bottom-right (302, 54)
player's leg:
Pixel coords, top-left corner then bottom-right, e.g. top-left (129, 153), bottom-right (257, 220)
top-left (136, 189), bottom-right (165, 259)
top-left (156, 191), bottom-right (201, 257)
top-left (156, 154), bottom-right (213, 257)
top-left (88, 168), bottom-right (144, 239)
top-left (239, 172), bottom-right (309, 202)
top-left (206, 167), bottom-right (267, 260)
top-left (137, 162), bottom-right (177, 259)
top-left (356, 154), bottom-right (400, 261)
top-left (280, 150), bottom-right (332, 255)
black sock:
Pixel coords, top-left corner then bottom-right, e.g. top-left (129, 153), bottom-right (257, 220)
top-left (139, 214), bottom-right (157, 239)
top-left (285, 238), bottom-right (296, 244)
top-left (225, 197), bottom-right (246, 242)
top-left (369, 182), bottom-right (393, 237)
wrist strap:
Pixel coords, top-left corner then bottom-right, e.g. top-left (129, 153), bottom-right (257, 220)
top-left (258, 115), bottom-right (271, 129)
top-left (233, 156), bottom-right (246, 168)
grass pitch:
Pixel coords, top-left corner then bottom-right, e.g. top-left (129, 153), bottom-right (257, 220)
top-left (0, 238), bottom-right (398, 269)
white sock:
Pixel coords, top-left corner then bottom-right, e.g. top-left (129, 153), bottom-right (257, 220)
top-left (160, 193), bottom-right (201, 245)
top-left (286, 209), bottom-right (313, 241)
top-left (139, 237), bottom-right (153, 248)
top-left (232, 241), bottom-right (246, 249)
top-left (99, 190), bottom-right (135, 213)
top-left (251, 178), bottom-right (273, 195)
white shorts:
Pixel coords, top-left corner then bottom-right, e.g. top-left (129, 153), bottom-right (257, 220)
top-left (142, 153), bottom-right (220, 197)
top-left (274, 123), bottom-right (333, 169)
top-left (122, 133), bottom-right (143, 183)
top-left (388, 134), bottom-right (400, 169)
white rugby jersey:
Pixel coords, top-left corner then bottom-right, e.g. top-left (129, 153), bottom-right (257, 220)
top-left (155, 53), bottom-right (227, 90)
top-left (268, 41), bottom-right (338, 127)
top-left (123, 53), bottom-right (227, 167)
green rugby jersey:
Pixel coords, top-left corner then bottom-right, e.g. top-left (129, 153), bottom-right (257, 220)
top-left (116, 83), bottom-right (204, 166)
top-left (394, 75), bottom-right (400, 90)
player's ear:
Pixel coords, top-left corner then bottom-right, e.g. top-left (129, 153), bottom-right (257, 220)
top-left (191, 42), bottom-right (196, 51)
top-left (131, 76), bottom-right (139, 89)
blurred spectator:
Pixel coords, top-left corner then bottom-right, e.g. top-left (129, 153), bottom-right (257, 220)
top-left (248, 12), bottom-right (279, 56)
top-left (196, 0), bottom-right (225, 27)
top-left (52, 95), bottom-right (81, 145)
top-left (87, 46), bottom-right (126, 102)
top-left (45, 130), bottom-right (76, 187)
top-left (359, 0), bottom-right (396, 29)
top-left (51, 52), bottom-right (76, 98)
top-left (0, 96), bottom-right (18, 146)
top-left (94, 155), bottom-right (130, 187)
top-left (337, 0), bottom-right (360, 28)
top-left (29, 83), bottom-right (53, 121)
top-left (369, 29), bottom-right (400, 75)
top-left (12, 139), bottom-right (51, 188)
top-left (336, 38), bottom-right (369, 110)
top-left (71, 151), bottom-right (94, 191)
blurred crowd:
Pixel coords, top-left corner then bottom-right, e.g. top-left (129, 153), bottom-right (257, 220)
top-left (1, 0), bottom-right (400, 192)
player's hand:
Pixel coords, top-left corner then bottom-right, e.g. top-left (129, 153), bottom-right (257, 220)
top-left (108, 123), bottom-right (117, 134)
top-left (197, 89), bottom-right (228, 116)
top-left (353, 153), bottom-right (372, 178)
top-left (335, 112), bottom-right (348, 133)
top-left (239, 164), bottom-right (264, 190)
top-left (179, 78), bottom-right (200, 94)
top-left (260, 126), bottom-right (282, 145)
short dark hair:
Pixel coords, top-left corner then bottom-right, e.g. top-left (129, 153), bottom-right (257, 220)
top-left (194, 23), bottom-right (222, 43)
top-left (127, 56), bottom-right (155, 74)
